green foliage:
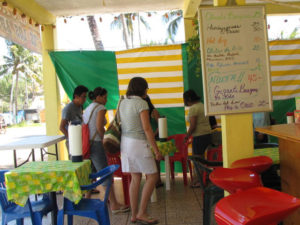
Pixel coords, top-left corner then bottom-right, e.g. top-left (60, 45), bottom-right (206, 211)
top-left (9, 120), bottom-right (43, 128)
top-left (162, 10), bottom-right (183, 43)
top-left (186, 19), bottom-right (202, 78)
top-left (0, 41), bottom-right (43, 115)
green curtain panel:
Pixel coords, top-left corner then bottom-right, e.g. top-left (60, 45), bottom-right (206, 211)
top-left (49, 51), bottom-right (119, 110)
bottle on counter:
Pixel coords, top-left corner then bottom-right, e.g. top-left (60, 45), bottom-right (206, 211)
top-left (286, 112), bottom-right (294, 124)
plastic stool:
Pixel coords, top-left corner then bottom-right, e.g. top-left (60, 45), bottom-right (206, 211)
top-left (231, 155), bottom-right (273, 174)
top-left (106, 152), bottom-right (131, 205)
top-left (215, 187), bottom-right (300, 225)
top-left (209, 167), bottom-right (262, 194)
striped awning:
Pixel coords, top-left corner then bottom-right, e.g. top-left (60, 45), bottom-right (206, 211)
top-left (116, 45), bottom-right (184, 108)
top-left (269, 39), bottom-right (300, 100)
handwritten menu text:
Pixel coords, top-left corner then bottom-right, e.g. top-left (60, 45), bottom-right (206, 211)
top-left (199, 6), bottom-right (272, 115)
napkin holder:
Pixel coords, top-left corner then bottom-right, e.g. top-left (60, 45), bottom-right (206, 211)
top-left (158, 116), bottom-right (168, 142)
top-left (69, 122), bottom-right (83, 162)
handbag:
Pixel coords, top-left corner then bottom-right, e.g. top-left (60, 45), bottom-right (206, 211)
top-left (103, 96), bottom-right (124, 154)
top-left (82, 104), bottom-right (100, 159)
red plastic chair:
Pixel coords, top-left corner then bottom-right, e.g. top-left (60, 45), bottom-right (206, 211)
top-left (209, 167), bottom-right (262, 194)
top-left (207, 145), bottom-right (223, 162)
top-left (215, 187), bottom-right (300, 225)
top-left (106, 152), bottom-right (131, 205)
top-left (167, 134), bottom-right (193, 185)
top-left (231, 155), bottom-right (273, 174)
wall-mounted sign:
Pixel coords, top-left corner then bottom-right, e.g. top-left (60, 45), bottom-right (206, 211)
top-left (199, 6), bottom-right (272, 115)
top-left (0, 6), bottom-right (41, 54)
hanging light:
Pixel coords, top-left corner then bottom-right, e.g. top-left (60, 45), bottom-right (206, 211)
top-left (99, 17), bottom-right (102, 22)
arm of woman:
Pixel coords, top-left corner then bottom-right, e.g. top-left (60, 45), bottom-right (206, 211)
top-left (185, 115), bottom-right (197, 142)
top-left (151, 109), bottom-right (160, 136)
top-left (96, 109), bottom-right (106, 140)
top-left (140, 110), bottom-right (163, 160)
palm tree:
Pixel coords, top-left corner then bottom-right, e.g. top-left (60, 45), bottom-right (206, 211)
top-left (162, 10), bottom-right (183, 43)
top-left (87, 16), bottom-right (104, 50)
top-left (0, 42), bottom-right (42, 122)
top-left (111, 13), bottom-right (150, 49)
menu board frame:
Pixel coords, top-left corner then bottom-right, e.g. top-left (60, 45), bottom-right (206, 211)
top-left (199, 5), bottom-right (273, 115)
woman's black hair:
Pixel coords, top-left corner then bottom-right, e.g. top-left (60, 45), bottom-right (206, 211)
top-left (183, 89), bottom-right (200, 105)
top-left (88, 87), bottom-right (107, 100)
top-left (126, 77), bottom-right (148, 97)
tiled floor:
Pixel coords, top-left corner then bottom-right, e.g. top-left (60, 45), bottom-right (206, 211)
top-left (1, 174), bottom-right (207, 225)
top-left (109, 175), bottom-right (204, 225)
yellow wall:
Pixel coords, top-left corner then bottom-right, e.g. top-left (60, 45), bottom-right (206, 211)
top-left (41, 25), bottom-right (66, 160)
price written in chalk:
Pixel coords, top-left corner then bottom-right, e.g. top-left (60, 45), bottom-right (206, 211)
top-left (199, 6), bottom-right (272, 115)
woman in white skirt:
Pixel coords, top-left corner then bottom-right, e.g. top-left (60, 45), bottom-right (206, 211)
top-left (119, 77), bottom-right (163, 224)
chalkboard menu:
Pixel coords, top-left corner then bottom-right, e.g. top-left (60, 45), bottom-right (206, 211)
top-left (199, 6), bottom-right (273, 115)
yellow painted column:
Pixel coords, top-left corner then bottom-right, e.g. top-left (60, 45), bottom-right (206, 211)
top-left (41, 25), bottom-right (67, 160)
top-left (184, 18), bottom-right (196, 41)
top-left (214, 0), bottom-right (253, 168)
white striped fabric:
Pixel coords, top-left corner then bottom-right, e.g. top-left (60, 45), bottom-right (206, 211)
top-left (115, 45), bottom-right (184, 108)
top-left (269, 39), bottom-right (300, 100)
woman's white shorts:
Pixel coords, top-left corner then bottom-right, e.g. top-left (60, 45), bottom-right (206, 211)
top-left (121, 136), bottom-right (157, 174)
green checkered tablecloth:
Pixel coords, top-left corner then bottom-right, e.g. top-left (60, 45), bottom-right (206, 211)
top-left (156, 140), bottom-right (178, 156)
top-left (254, 147), bottom-right (279, 164)
top-left (5, 160), bottom-right (91, 206)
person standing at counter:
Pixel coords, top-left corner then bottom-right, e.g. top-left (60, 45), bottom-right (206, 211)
top-left (59, 85), bottom-right (88, 157)
top-left (119, 77), bottom-right (163, 224)
top-left (183, 89), bottom-right (212, 188)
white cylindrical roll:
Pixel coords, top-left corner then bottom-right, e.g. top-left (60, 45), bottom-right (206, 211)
top-left (158, 117), bottom-right (168, 140)
top-left (69, 124), bottom-right (82, 157)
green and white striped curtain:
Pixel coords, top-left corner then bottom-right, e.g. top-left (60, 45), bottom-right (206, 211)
top-left (49, 40), bottom-right (299, 135)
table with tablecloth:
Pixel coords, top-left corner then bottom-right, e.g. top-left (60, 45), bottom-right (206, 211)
top-left (254, 147), bottom-right (279, 164)
top-left (5, 160), bottom-right (91, 206)
top-left (155, 140), bottom-right (177, 191)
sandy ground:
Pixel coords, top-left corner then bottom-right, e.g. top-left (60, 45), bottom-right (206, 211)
top-left (0, 124), bottom-right (47, 169)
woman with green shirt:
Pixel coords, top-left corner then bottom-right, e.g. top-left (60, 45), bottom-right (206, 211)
top-left (183, 89), bottom-right (212, 188)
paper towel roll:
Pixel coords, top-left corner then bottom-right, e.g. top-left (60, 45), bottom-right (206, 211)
top-left (158, 117), bottom-right (168, 141)
top-left (69, 123), bottom-right (83, 162)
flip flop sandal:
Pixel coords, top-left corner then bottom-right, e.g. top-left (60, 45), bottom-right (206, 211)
top-left (190, 183), bottom-right (202, 188)
top-left (111, 205), bottom-right (130, 214)
top-left (136, 217), bottom-right (159, 225)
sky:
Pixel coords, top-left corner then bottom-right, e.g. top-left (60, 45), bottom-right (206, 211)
top-left (0, 14), bottom-right (299, 56)
top-left (56, 11), bottom-right (185, 51)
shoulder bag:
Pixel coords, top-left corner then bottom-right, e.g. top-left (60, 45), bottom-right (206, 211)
top-left (103, 96), bottom-right (124, 154)
top-left (82, 104), bottom-right (100, 159)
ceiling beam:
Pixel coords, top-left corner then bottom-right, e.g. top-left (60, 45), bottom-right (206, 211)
top-left (6, 0), bottom-right (56, 24)
top-left (183, 0), bottom-right (202, 18)
top-left (264, 2), bottom-right (300, 15)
